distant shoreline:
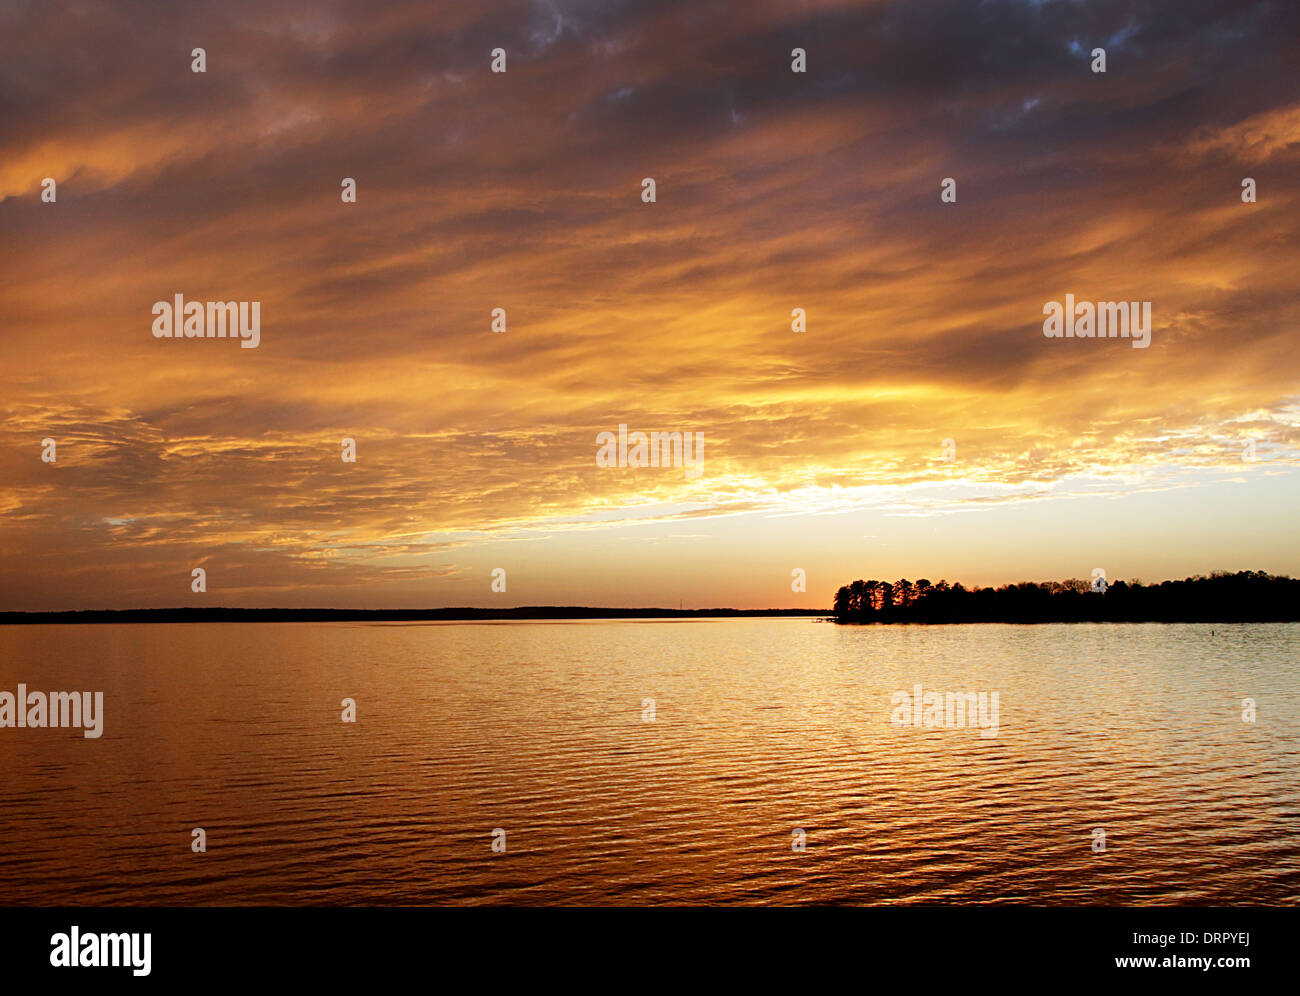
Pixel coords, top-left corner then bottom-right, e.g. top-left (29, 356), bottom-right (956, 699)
top-left (0, 607), bottom-right (830, 625)
top-left (1, 606), bottom-right (1294, 625)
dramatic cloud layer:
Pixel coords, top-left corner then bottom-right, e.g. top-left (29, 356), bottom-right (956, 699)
top-left (2, 0), bottom-right (1298, 608)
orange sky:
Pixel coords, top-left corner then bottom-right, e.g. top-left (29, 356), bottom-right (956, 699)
top-left (1, 0), bottom-right (1298, 610)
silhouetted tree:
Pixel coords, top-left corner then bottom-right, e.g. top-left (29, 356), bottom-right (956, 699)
top-left (896, 579), bottom-right (914, 610)
top-left (864, 579), bottom-right (879, 613)
top-left (849, 580), bottom-right (865, 616)
top-left (834, 586), bottom-right (852, 617)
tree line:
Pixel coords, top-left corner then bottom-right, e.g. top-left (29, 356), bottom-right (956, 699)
top-left (832, 571), bottom-right (1300, 623)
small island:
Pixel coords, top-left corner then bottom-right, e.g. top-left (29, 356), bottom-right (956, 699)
top-left (832, 571), bottom-right (1300, 624)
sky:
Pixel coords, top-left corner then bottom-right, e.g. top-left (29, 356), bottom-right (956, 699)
top-left (1, 0), bottom-right (1298, 610)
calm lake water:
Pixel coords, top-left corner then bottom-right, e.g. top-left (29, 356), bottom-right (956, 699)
top-left (0, 620), bottom-right (1297, 905)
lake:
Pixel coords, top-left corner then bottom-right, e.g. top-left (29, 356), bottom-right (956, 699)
top-left (0, 619), bottom-right (1296, 904)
